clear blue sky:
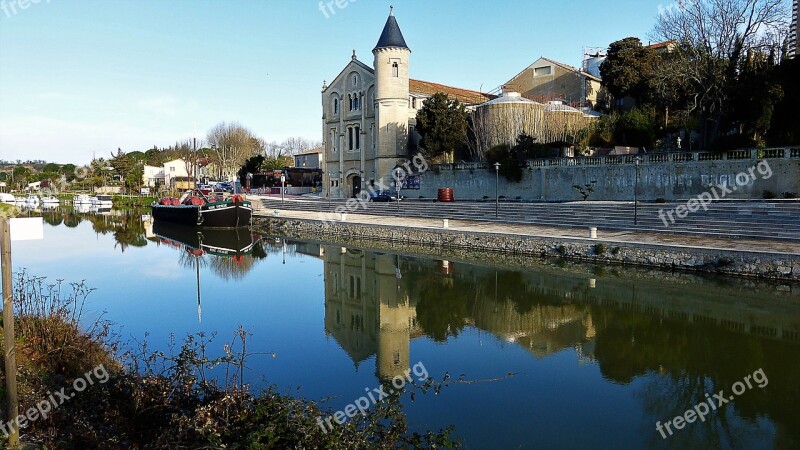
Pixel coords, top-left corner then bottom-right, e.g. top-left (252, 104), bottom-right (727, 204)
top-left (0, 0), bottom-right (666, 164)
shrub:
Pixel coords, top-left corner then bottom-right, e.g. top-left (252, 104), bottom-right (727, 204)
top-left (655, 197), bottom-right (667, 203)
top-left (783, 192), bottom-right (798, 199)
top-left (593, 244), bottom-right (607, 255)
top-left (556, 245), bottom-right (567, 255)
top-left (762, 190), bottom-right (777, 199)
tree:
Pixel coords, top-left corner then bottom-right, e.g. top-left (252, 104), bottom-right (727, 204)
top-left (42, 162), bottom-right (61, 173)
top-left (600, 37), bottom-right (657, 106)
top-left (415, 93), bottom-right (468, 162)
top-left (206, 122), bottom-right (263, 181)
top-left (652, 0), bottom-right (789, 148)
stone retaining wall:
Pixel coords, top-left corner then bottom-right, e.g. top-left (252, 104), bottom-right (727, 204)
top-left (254, 217), bottom-right (800, 281)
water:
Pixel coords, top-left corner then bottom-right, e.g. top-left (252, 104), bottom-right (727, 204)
top-left (10, 206), bottom-right (800, 449)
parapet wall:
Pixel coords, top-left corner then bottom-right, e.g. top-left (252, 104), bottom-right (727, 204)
top-left (416, 148), bottom-right (800, 201)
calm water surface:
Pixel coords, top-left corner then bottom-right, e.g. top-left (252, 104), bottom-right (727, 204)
top-left (11, 207), bottom-right (800, 449)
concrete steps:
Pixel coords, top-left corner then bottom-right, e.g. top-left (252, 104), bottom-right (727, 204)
top-left (256, 198), bottom-right (800, 242)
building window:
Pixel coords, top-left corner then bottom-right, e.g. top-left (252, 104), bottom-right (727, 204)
top-left (392, 62), bottom-right (399, 77)
top-left (355, 126), bottom-right (360, 149)
top-left (330, 129), bottom-right (337, 152)
top-left (534, 66), bottom-right (552, 76)
top-left (333, 98), bottom-right (338, 114)
top-left (348, 128), bottom-right (354, 151)
top-left (353, 75), bottom-right (357, 86)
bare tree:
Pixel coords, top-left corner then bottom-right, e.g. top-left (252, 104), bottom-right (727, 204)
top-left (206, 122), bottom-right (263, 180)
top-left (652, 0), bottom-right (789, 147)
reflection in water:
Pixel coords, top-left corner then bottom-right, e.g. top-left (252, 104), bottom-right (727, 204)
top-left (151, 222), bottom-right (268, 321)
top-left (24, 209), bottom-right (800, 448)
top-left (321, 246), bottom-right (800, 449)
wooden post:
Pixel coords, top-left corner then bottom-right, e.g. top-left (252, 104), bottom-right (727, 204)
top-left (1, 218), bottom-right (19, 447)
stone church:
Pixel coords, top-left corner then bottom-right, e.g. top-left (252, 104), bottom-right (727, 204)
top-left (321, 7), bottom-right (492, 198)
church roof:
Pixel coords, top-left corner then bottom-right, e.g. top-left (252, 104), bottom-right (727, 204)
top-left (410, 79), bottom-right (496, 105)
top-left (374, 8), bottom-right (409, 51)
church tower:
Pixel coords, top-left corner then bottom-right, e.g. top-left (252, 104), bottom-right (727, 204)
top-left (373, 6), bottom-right (410, 179)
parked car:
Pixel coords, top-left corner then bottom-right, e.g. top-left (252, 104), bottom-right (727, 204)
top-left (369, 190), bottom-right (401, 202)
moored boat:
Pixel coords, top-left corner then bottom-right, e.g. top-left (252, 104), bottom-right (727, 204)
top-left (0, 193), bottom-right (15, 204)
top-left (73, 194), bottom-right (92, 204)
top-left (151, 191), bottom-right (252, 228)
top-left (41, 195), bottom-right (60, 204)
top-left (91, 194), bottom-right (113, 207)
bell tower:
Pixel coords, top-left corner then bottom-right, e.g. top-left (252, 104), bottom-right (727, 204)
top-left (373, 6), bottom-right (410, 175)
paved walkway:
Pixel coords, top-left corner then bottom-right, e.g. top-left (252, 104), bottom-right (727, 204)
top-left (253, 207), bottom-right (800, 256)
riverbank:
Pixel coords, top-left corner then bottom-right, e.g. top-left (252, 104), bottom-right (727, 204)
top-left (253, 210), bottom-right (800, 281)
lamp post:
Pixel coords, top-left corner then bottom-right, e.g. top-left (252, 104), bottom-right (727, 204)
top-left (634, 156), bottom-right (641, 225)
top-left (494, 162), bottom-right (500, 218)
top-left (280, 173), bottom-right (286, 205)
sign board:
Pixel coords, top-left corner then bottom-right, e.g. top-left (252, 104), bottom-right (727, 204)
top-left (10, 217), bottom-right (44, 241)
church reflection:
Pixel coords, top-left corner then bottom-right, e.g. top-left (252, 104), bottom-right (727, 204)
top-left (321, 245), bottom-right (800, 447)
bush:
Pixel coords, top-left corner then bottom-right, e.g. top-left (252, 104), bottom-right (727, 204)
top-left (783, 192), bottom-right (798, 199)
top-left (593, 244), bottom-right (607, 255)
top-left (655, 198), bottom-right (667, 203)
top-left (762, 190), bottom-right (777, 199)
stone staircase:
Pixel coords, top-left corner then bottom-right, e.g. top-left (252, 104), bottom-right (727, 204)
top-left (254, 197), bottom-right (800, 243)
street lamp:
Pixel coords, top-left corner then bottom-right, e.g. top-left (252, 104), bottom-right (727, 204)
top-left (280, 173), bottom-right (286, 205)
top-left (494, 162), bottom-right (500, 218)
top-left (634, 156), bottom-right (642, 225)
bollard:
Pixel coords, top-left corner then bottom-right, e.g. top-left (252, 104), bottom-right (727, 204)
top-left (589, 227), bottom-right (597, 239)
top-left (443, 219), bottom-right (449, 229)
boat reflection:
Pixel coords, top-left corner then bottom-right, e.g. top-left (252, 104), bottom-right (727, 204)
top-left (152, 223), bottom-right (266, 322)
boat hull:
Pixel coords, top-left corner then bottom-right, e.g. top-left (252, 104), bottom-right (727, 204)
top-left (151, 202), bottom-right (252, 228)
top-left (152, 222), bottom-right (258, 255)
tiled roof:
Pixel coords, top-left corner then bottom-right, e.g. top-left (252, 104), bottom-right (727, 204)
top-left (410, 79), bottom-right (496, 105)
top-left (647, 40), bottom-right (677, 51)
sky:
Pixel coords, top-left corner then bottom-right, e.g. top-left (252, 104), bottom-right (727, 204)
top-left (0, 0), bottom-right (668, 164)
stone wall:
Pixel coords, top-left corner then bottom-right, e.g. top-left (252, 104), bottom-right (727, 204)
top-left (413, 148), bottom-right (800, 201)
top-left (255, 216), bottom-right (800, 281)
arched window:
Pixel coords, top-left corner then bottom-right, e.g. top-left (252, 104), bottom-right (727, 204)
top-left (392, 62), bottom-right (399, 77)
top-left (333, 98), bottom-right (338, 114)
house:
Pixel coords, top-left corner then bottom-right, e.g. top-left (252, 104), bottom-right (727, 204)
top-left (294, 149), bottom-right (323, 169)
top-left (162, 159), bottom-right (190, 187)
top-left (321, 7), bottom-right (493, 198)
top-left (143, 165), bottom-right (165, 188)
top-left (501, 57), bottom-right (605, 108)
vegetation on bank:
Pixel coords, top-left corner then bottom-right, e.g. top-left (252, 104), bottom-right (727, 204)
top-left (0, 272), bottom-right (458, 449)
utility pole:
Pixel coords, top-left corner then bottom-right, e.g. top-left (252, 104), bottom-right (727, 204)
top-left (1, 218), bottom-right (19, 448)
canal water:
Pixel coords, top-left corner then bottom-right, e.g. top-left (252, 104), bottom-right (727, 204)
top-left (11, 206), bottom-right (800, 449)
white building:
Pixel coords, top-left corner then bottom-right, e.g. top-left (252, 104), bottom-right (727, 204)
top-left (163, 159), bottom-right (190, 187)
top-left (143, 165), bottom-right (165, 188)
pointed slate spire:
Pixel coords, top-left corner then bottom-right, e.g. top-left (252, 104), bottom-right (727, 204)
top-left (374, 6), bottom-right (409, 51)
